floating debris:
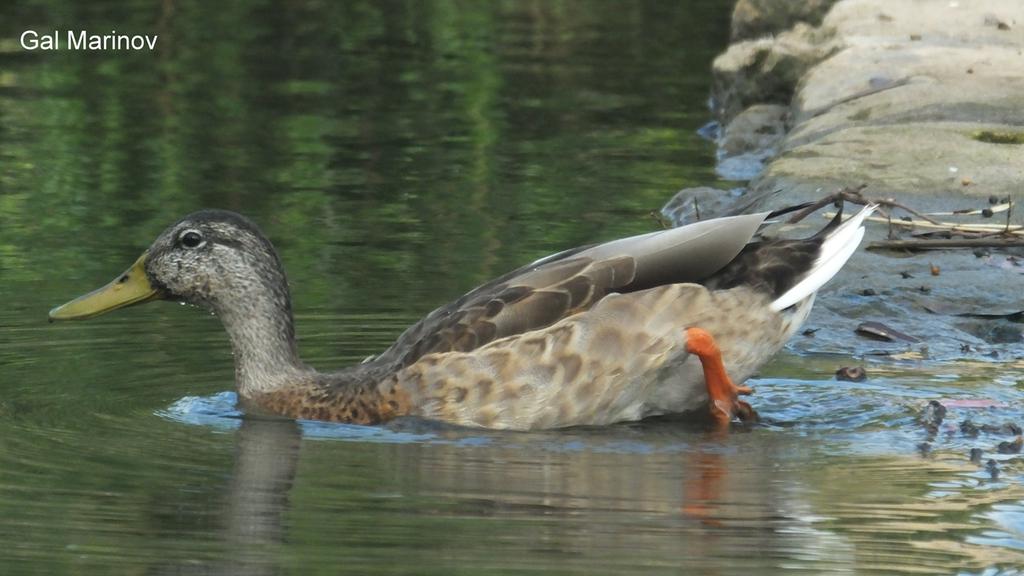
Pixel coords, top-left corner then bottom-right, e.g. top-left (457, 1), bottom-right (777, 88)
top-left (949, 399), bottom-right (1008, 409)
top-left (835, 366), bottom-right (867, 382)
top-left (982, 422), bottom-right (1023, 436)
top-left (987, 459), bottom-right (1000, 480)
top-left (919, 400), bottom-right (947, 433)
top-left (973, 130), bottom-right (1024, 145)
top-left (984, 13), bottom-right (1013, 30)
top-left (961, 420), bottom-right (981, 437)
top-left (930, 263), bottom-right (940, 276)
top-left (997, 436), bottom-right (1023, 454)
top-left (920, 301), bottom-right (1024, 321)
top-left (855, 321), bottom-right (921, 343)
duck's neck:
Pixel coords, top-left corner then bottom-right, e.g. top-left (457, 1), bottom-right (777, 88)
top-left (212, 279), bottom-right (311, 397)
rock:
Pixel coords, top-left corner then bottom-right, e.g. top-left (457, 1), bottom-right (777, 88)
top-left (986, 459), bottom-right (1000, 480)
top-left (959, 320), bottom-right (1024, 345)
top-left (731, 0), bottom-right (842, 42)
top-left (981, 422), bottom-right (1023, 436)
top-left (696, 0), bottom-right (1024, 361)
top-left (716, 104), bottom-right (789, 180)
top-left (835, 366), bottom-right (867, 382)
top-left (918, 400), bottom-right (947, 433)
top-left (996, 436), bottom-right (1023, 454)
top-left (969, 447), bottom-right (983, 463)
top-left (764, 123), bottom-right (1024, 204)
top-left (720, 105), bottom-right (788, 155)
top-left (961, 420), bottom-right (980, 437)
top-left (659, 187), bottom-right (743, 227)
top-left (855, 321), bottom-right (920, 343)
top-left (712, 23), bottom-right (839, 123)
top-left (738, 0), bottom-right (1024, 204)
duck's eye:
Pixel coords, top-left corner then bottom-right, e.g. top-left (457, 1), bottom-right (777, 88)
top-left (179, 230), bottom-right (205, 249)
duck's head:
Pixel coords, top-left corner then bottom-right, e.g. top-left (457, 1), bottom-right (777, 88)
top-left (49, 210), bottom-right (290, 321)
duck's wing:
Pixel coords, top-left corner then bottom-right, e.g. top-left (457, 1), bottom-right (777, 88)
top-left (704, 203), bottom-right (876, 311)
top-left (375, 212), bottom-right (771, 368)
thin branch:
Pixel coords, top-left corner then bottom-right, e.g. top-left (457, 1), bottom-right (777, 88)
top-left (868, 237), bottom-right (1024, 251)
top-left (1006, 199), bottom-right (1015, 234)
top-left (785, 185), bottom-right (868, 224)
top-left (785, 185), bottom-right (950, 227)
top-left (826, 212), bottom-right (1024, 235)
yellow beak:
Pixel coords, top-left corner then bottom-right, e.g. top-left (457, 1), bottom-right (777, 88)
top-left (49, 252), bottom-right (160, 321)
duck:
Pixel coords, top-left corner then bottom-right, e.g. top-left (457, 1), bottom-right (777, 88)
top-left (49, 202), bottom-right (875, 430)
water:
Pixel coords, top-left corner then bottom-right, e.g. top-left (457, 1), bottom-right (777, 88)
top-left (1, 1), bottom-right (1022, 574)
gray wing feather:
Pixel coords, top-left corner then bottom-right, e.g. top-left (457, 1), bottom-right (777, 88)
top-left (374, 211), bottom-right (770, 367)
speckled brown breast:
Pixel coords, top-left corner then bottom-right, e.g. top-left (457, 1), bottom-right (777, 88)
top-left (243, 378), bottom-right (413, 426)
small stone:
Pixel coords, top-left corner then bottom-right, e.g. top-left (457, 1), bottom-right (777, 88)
top-left (989, 195), bottom-right (1000, 205)
top-left (981, 208), bottom-right (994, 218)
top-left (861, 288), bottom-right (877, 296)
top-left (984, 14), bottom-right (1012, 30)
top-left (855, 321), bottom-right (920, 343)
top-left (835, 366), bottom-right (867, 382)
top-left (984, 422), bottom-right (1024, 436)
top-left (986, 459), bottom-right (1000, 480)
top-left (997, 436), bottom-right (1022, 454)
top-left (919, 400), bottom-right (947, 432)
top-left (969, 448), bottom-right (983, 463)
top-left (961, 420), bottom-right (980, 437)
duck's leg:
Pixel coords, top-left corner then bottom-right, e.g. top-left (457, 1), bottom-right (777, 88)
top-left (684, 327), bottom-right (758, 426)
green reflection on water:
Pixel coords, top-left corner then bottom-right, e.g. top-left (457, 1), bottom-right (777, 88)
top-left (1, 0), bottom-right (1022, 574)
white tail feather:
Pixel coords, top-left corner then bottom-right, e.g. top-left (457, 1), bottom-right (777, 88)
top-left (770, 204), bottom-right (877, 311)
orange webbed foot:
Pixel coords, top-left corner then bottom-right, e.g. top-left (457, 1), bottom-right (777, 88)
top-left (685, 327), bottom-right (759, 427)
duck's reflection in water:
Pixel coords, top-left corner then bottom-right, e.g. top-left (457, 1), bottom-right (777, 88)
top-left (149, 416), bottom-right (1021, 574)
top-left (221, 417), bottom-right (301, 576)
top-left (144, 415), bottom-right (301, 576)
